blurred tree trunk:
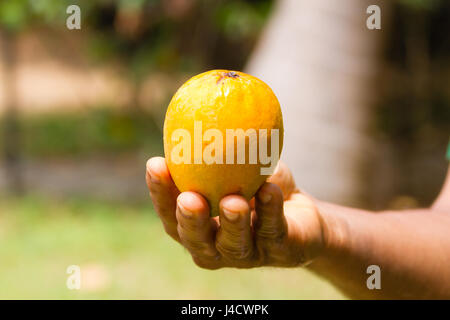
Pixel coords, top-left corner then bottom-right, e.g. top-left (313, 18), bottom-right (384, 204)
top-left (1, 30), bottom-right (24, 195)
top-left (246, 0), bottom-right (388, 206)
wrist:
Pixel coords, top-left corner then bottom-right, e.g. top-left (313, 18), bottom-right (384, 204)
top-left (282, 195), bottom-right (346, 266)
top-left (308, 199), bottom-right (352, 261)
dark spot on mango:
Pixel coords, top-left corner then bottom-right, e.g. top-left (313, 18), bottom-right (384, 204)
top-left (216, 71), bottom-right (240, 84)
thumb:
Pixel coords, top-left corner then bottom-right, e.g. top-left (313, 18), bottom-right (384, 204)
top-left (267, 161), bottom-right (297, 200)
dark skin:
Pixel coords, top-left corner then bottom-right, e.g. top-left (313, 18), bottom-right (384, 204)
top-left (146, 156), bottom-right (450, 299)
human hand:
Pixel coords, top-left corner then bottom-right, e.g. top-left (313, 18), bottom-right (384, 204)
top-left (146, 157), bottom-right (326, 269)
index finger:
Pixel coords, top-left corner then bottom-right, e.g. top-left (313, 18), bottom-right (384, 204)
top-left (146, 157), bottom-right (180, 241)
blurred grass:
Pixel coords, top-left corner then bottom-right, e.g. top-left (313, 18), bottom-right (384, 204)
top-left (0, 196), bottom-right (345, 299)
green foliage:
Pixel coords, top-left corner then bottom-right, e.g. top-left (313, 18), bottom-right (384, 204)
top-left (215, 0), bottom-right (273, 40)
top-left (0, 109), bottom-right (163, 158)
top-left (117, 0), bottom-right (150, 10)
top-left (0, 0), bottom-right (274, 108)
top-left (0, 0), bottom-right (29, 31)
top-left (0, 0), bottom-right (75, 32)
top-left (397, 0), bottom-right (444, 10)
top-left (28, 0), bottom-right (75, 25)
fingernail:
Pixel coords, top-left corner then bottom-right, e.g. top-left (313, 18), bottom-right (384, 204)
top-left (259, 191), bottom-right (272, 204)
top-left (223, 208), bottom-right (240, 222)
top-left (178, 202), bottom-right (193, 218)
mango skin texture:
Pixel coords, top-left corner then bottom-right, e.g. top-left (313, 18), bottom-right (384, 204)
top-left (163, 70), bottom-right (284, 216)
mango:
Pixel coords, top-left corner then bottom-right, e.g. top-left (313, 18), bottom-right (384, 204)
top-left (163, 70), bottom-right (283, 216)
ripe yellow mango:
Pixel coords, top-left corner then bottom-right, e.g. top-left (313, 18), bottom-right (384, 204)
top-left (163, 70), bottom-right (283, 216)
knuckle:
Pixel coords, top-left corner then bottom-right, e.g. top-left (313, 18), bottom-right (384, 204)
top-left (221, 223), bottom-right (248, 239)
top-left (256, 227), bottom-right (286, 244)
top-left (255, 215), bottom-right (288, 243)
top-left (216, 242), bottom-right (254, 261)
top-left (177, 225), bottom-right (215, 254)
top-left (177, 216), bottom-right (204, 232)
top-left (149, 181), bottom-right (164, 194)
top-left (177, 224), bottom-right (198, 245)
top-left (183, 238), bottom-right (206, 253)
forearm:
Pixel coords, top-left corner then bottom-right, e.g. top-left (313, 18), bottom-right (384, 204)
top-left (307, 202), bottom-right (450, 299)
